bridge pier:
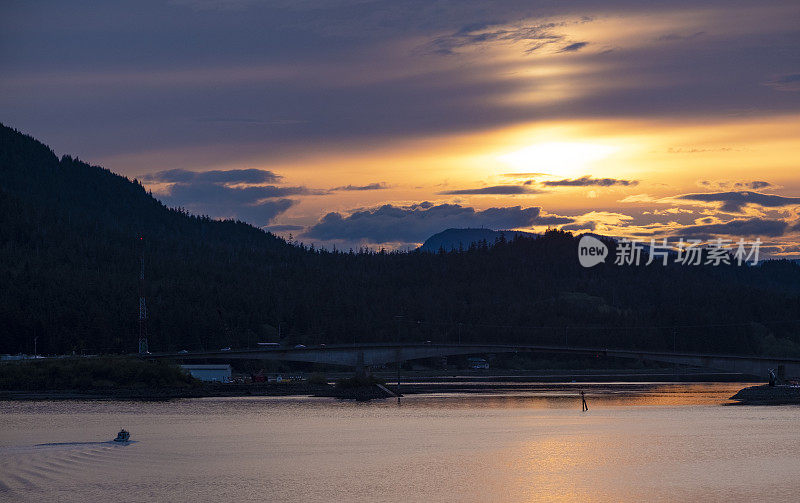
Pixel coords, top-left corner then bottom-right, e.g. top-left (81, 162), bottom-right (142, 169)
top-left (355, 350), bottom-right (370, 377)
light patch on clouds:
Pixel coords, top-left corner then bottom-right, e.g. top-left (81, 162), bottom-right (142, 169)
top-left (438, 185), bottom-right (545, 195)
top-left (644, 208), bottom-right (694, 215)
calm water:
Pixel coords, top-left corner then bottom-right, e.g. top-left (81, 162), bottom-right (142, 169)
top-left (1, 383), bottom-right (799, 502)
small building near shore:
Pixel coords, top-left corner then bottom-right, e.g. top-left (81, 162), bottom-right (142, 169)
top-left (180, 364), bottom-right (232, 382)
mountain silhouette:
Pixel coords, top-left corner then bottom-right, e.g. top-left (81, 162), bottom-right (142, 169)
top-left (419, 228), bottom-right (536, 252)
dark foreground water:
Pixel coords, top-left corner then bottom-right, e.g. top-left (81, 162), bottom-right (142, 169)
top-left (1, 383), bottom-right (799, 502)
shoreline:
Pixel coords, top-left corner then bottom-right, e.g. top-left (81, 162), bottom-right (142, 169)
top-left (0, 382), bottom-right (333, 401)
top-left (0, 378), bottom-right (770, 402)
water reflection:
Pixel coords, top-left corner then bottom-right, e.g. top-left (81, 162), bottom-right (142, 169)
top-left (1, 383), bottom-right (798, 503)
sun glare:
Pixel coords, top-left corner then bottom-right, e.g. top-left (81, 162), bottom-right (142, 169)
top-left (498, 141), bottom-right (619, 178)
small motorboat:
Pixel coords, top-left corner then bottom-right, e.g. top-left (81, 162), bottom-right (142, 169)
top-left (113, 429), bottom-right (130, 442)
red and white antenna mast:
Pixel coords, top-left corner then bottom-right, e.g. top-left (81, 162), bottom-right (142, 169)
top-left (138, 236), bottom-right (149, 354)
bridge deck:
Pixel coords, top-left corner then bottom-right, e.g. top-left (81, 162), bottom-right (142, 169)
top-left (146, 343), bottom-right (800, 378)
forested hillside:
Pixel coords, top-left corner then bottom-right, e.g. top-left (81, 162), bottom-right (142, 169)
top-left (2, 123), bottom-right (800, 357)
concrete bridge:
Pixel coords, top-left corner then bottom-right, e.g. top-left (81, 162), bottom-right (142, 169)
top-left (147, 343), bottom-right (800, 379)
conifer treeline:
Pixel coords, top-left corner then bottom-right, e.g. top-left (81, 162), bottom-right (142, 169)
top-left (2, 124), bottom-right (799, 356)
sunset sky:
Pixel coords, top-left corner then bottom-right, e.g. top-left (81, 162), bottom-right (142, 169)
top-left (2, 0), bottom-right (799, 253)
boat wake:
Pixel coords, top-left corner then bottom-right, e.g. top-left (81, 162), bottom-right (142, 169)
top-left (0, 439), bottom-right (136, 501)
top-left (34, 441), bottom-right (136, 447)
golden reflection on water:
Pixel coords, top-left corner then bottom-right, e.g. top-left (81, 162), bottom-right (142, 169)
top-left (404, 382), bottom-right (749, 409)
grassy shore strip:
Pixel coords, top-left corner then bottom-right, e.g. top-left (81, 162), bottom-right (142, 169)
top-left (0, 382), bottom-right (337, 401)
top-left (0, 357), bottom-right (196, 391)
top-left (730, 385), bottom-right (800, 405)
top-left (0, 359), bottom-right (387, 400)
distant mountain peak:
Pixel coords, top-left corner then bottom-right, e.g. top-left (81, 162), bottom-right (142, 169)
top-left (419, 228), bottom-right (535, 252)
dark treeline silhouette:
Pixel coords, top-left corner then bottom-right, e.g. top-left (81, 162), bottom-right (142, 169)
top-left (2, 123), bottom-right (800, 357)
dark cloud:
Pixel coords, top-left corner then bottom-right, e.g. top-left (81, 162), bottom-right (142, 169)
top-left (157, 182), bottom-right (302, 225)
top-left (562, 221), bottom-right (597, 231)
top-left (559, 41), bottom-right (588, 52)
top-left (304, 203), bottom-right (573, 244)
top-left (331, 182), bottom-right (388, 191)
top-left (543, 176), bottom-right (638, 187)
top-left (438, 185), bottom-right (545, 195)
top-left (698, 180), bottom-right (774, 190)
top-left (171, 0), bottom-right (261, 11)
top-left (166, 182), bottom-right (319, 203)
top-left (168, 195), bottom-right (296, 226)
top-left (144, 168), bottom-right (326, 226)
top-left (196, 117), bottom-right (308, 125)
top-left (142, 168), bottom-right (281, 184)
top-left (427, 21), bottom-right (565, 55)
top-left (3, 1), bottom-right (800, 172)
top-left (676, 191), bottom-right (800, 212)
top-left (656, 31), bottom-right (705, 42)
top-left (737, 181), bottom-right (772, 190)
top-left (680, 218), bottom-right (789, 237)
top-left (765, 73), bottom-right (800, 92)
